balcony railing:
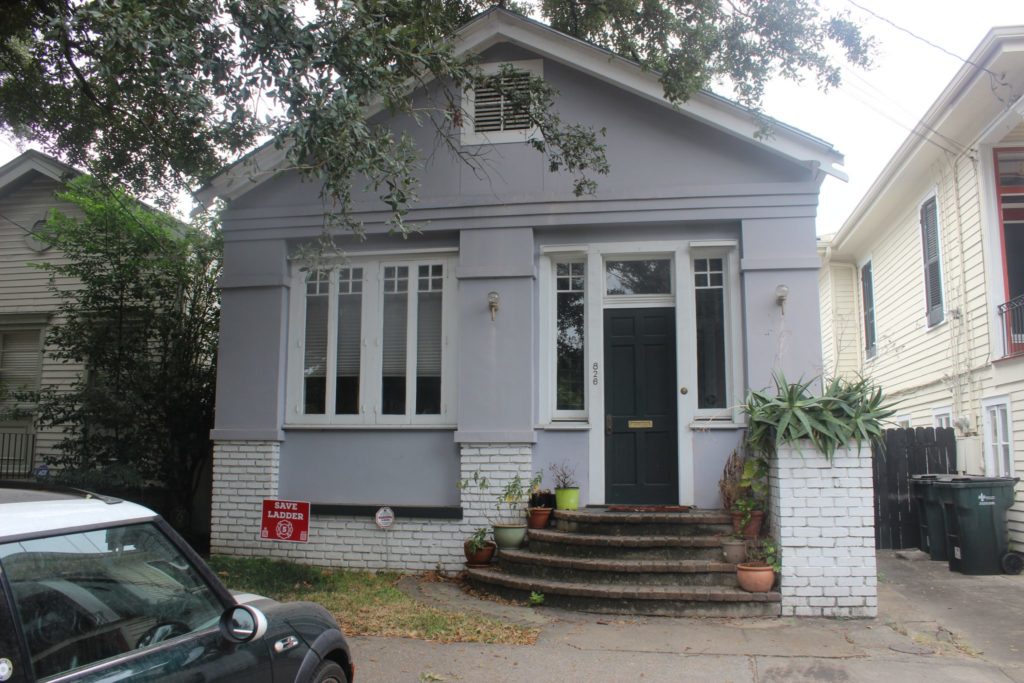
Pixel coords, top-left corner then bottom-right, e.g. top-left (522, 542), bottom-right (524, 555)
top-left (0, 430), bottom-right (35, 478)
top-left (998, 294), bottom-right (1024, 358)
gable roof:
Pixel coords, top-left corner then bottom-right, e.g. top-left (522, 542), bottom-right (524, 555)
top-left (829, 25), bottom-right (1024, 255)
top-left (196, 7), bottom-right (845, 205)
top-left (0, 149), bottom-right (79, 196)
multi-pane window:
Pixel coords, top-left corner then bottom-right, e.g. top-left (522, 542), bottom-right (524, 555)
top-left (555, 262), bottom-right (585, 414)
top-left (0, 328), bottom-right (42, 407)
top-left (933, 408), bottom-right (953, 430)
top-left (861, 261), bottom-right (876, 358)
top-left (294, 259), bottom-right (450, 425)
top-left (920, 197), bottom-right (944, 326)
top-left (983, 400), bottom-right (1013, 477)
top-left (694, 258), bottom-right (726, 409)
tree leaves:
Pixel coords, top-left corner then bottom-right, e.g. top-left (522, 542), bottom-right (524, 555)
top-left (0, 1), bottom-right (872, 229)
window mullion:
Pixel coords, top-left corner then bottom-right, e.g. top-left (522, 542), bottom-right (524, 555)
top-left (365, 263), bottom-right (384, 422)
top-left (406, 277), bottom-right (418, 423)
top-left (325, 269), bottom-right (339, 418)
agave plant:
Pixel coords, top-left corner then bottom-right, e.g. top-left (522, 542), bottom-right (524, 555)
top-left (743, 371), bottom-right (895, 462)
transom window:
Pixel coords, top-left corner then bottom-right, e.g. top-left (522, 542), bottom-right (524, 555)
top-left (290, 257), bottom-right (454, 426)
top-left (605, 259), bottom-right (672, 296)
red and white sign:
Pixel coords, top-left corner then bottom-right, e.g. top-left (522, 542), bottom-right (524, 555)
top-left (374, 506), bottom-right (395, 529)
top-left (260, 499), bottom-right (310, 543)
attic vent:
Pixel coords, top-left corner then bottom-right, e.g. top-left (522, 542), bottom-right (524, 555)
top-left (474, 70), bottom-right (532, 133)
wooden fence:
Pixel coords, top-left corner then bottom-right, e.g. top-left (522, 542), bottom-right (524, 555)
top-left (872, 427), bottom-right (956, 550)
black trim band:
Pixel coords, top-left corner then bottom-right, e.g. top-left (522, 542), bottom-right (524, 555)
top-left (311, 504), bottom-right (464, 520)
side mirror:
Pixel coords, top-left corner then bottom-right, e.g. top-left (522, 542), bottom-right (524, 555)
top-left (219, 604), bottom-right (268, 644)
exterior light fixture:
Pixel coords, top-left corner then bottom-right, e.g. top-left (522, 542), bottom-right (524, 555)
top-left (775, 284), bottom-right (790, 313)
top-left (487, 291), bottom-right (500, 321)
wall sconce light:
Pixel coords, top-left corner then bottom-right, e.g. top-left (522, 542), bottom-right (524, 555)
top-left (487, 291), bottom-right (500, 321)
top-left (775, 284), bottom-right (790, 313)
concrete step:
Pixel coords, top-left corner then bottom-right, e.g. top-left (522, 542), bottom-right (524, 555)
top-left (527, 528), bottom-right (726, 560)
top-left (553, 508), bottom-right (734, 537)
top-left (466, 567), bottom-right (781, 617)
top-left (497, 549), bottom-right (738, 587)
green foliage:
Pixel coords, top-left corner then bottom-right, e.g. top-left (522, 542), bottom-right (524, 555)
top-left (528, 591), bottom-right (545, 606)
top-left (747, 537), bottom-right (781, 573)
top-left (465, 527), bottom-right (492, 553)
top-left (1, 1), bottom-right (871, 225)
top-left (457, 470), bottom-right (543, 525)
top-left (744, 372), bottom-right (896, 462)
top-left (30, 176), bottom-right (221, 530)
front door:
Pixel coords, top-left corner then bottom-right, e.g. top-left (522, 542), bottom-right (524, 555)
top-left (604, 307), bottom-right (678, 504)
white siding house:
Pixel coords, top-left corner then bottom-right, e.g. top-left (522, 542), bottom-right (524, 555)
top-left (819, 27), bottom-right (1024, 550)
top-left (0, 151), bottom-right (83, 475)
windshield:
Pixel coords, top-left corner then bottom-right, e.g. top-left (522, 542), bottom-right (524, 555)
top-left (0, 522), bottom-right (223, 679)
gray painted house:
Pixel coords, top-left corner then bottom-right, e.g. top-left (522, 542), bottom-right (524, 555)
top-left (202, 9), bottom-right (841, 571)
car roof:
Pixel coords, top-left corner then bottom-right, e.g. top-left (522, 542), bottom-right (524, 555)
top-left (0, 484), bottom-right (158, 541)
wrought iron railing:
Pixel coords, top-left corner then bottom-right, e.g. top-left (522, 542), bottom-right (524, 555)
top-left (998, 294), bottom-right (1024, 358)
top-left (0, 431), bottom-right (35, 478)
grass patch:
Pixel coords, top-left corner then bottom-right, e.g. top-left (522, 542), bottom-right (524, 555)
top-left (209, 556), bottom-right (538, 645)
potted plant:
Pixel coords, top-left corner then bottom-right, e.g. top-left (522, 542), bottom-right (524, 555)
top-left (459, 471), bottom-right (542, 550)
top-left (549, 461), bottom-right (580, 510)
top-left (527, 474), bottom-right (553, 529)
top-left (736, 538), bottom-right (780, 592)
top-left (463, 527), bottom-right (496, 567)
top-left (720, 534), bottom-right (747, 564)
top-left (719, 449), bottom-right (767, 539)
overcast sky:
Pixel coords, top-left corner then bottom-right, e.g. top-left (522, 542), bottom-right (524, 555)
top-left (1, 0), bottom-right (1020, 231)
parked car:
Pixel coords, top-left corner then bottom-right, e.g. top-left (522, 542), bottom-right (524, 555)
top-left (0, 481), bottom-right (353, 682)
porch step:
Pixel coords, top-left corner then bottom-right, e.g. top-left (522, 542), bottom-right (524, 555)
top-left (498, 549), bottom-right (738, 587)
top-left (527, 528), bottom-right (726, 561)
top-left (466, 567), bottom-right (781, 617)
top-left (554, 508), bottom-right (734, 536)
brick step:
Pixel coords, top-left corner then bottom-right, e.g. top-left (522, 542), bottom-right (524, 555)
top-left (554, 508), bottom-right (734, 537)
top-left (527, 528), bottom-right (726, 560)
top-left (498, 549), bottom-right (738, 587)
top-left (466, 567), bottom-right (781, 617)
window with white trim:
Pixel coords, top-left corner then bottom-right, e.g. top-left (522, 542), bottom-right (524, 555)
top-left (932, 407), bottom-right (952, 430)
top-left (693, 257), bottom-right (727, 410)
top-left (461, 60), bottom-right (541, 146)
top-left (554, 261), bottom-right (586, 417)
top-left (982, 398), bottom-right (1014, 477)
top-left (289, 257), bottom-right (454, 426)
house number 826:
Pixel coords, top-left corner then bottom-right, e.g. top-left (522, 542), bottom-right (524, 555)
top-left (592, 362), bottom-right (600, 385)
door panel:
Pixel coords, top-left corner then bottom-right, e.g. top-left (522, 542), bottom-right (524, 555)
top-left (604, 308), bottom-right (678, 504)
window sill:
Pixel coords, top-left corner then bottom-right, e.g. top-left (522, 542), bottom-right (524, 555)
top-left (284, 423), bottom-right (457, 431)
top-left (536, 422), bottom-right (590, 431)
top-left (689, 419), bottom-right (743, 431)
top-left (312, 504), bottom-right (463, 519)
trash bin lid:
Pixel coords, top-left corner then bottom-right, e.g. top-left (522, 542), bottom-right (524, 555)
top-left (945, 475), bottom-right (1020, 487)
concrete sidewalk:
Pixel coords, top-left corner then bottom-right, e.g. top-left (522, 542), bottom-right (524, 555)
top-left (350, 551), bottom-right (1023, 682)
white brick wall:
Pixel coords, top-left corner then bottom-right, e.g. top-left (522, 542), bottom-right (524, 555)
top-left (769, 442), bottom-right (878, 618)
top-left (210, 440), bottom-right (533, 572)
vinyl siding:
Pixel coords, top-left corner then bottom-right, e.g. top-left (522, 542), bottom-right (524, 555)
top-left (819, 262), bottom-right (860, 378)
top-left (0, 173), bottom-right (84, 467)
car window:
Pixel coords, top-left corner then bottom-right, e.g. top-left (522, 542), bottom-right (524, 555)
top-left (0, 523), bottom-right (224, 680)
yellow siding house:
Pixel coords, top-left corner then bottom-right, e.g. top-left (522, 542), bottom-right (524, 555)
top-left (819, 27), bottom-right (1024, 551)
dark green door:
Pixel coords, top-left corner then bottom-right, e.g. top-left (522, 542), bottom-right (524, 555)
top-left (604, 307), bottom-right (678, 504)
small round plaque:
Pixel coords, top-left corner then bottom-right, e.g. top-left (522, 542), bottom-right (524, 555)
top-left (374, 506), bottom-right (395, 530)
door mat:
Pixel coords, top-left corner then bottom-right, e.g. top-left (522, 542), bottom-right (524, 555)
top-left (607, 505), bottom-right (693, 512)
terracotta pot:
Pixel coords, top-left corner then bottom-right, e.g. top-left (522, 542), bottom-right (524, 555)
top-left (527, 507), bottom-right (553, 529)
top-left (736, 562), bottom-right (775, 592)
top-left (721, 538), bottom-right (747, 564)
top-left (463, 540), bottom-right (496, 567)
top-left (731, 510), bottom-right (764, 540)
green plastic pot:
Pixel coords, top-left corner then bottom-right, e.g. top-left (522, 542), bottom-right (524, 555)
top-left (492, 524), bottom-right (528, 549)
top-left (555, 487), bottom-right (580, 510)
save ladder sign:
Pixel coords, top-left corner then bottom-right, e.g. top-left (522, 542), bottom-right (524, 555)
top-left (261, 499), bottom-right (311, 542)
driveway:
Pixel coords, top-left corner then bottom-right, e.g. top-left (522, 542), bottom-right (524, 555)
top-left (349, 550), bottom-right (1024, 682)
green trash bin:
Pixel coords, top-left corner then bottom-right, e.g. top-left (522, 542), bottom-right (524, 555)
top-left (911, 474), bottom-right (956, 561)
top-left (936, 475), bottom-right (1020, 575)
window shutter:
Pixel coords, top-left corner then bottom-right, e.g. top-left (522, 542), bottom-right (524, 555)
top-left (473, 71), bottom-right (531, 133)
top-left (861, 262), bottom-right (876, 356)
top-left (0, 330), bottom-right (41, 391)
top-left (920, 198), bottom-right (944, 326)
